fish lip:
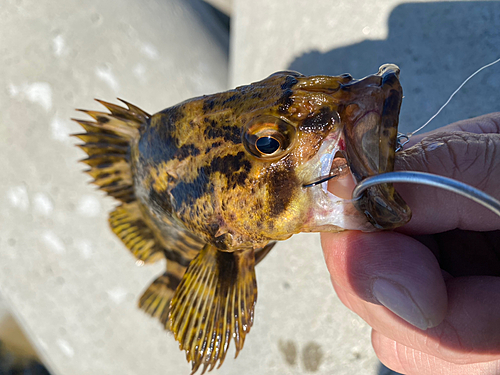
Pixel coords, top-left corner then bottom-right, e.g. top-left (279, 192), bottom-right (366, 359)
top-left (341, 64), bottom-right (410, 229)
top-left (340, 64), bottom-right (400, 92)
top-left (378, 63), bottom-right (400, 82)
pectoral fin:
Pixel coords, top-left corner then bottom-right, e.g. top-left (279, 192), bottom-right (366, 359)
top-left (169, 244), bottom-right (257, 374)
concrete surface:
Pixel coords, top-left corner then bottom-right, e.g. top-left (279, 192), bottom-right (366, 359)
top-left (1, 0), bottom-right (229, 374)
top-left (231, 0), bottom-right (500, 134)
top-left (230, 1), bottom-right (500, 374)
top-left (1, 0), bottom-right (499, 375)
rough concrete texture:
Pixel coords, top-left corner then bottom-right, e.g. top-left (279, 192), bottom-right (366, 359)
top-left (1, 0), bottom-right (499, 375)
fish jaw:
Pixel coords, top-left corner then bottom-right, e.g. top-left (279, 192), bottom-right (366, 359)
top-left (299, 64), bottom-right (411, 232)
top-left (340, 64), bottom-right (411, 229)
top-left (303, 186), bottom-right (376, 232)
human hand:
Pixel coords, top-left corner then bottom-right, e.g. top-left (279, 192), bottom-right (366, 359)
top-left (321, 113), bottom-right (500, 374)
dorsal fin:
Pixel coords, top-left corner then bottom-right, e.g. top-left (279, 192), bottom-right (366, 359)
top-left (72, 99), bottom-right (150, 203)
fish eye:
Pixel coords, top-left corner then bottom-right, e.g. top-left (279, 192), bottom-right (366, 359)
top-left (243, 116), bottom-right (296, 160)
top-left (255, 136), bottom-right (280, 154)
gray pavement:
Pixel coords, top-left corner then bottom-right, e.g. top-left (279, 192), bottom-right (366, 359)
top-left (1, 0), bottom-right (499, 374)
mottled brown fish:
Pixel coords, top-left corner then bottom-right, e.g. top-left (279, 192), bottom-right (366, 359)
top-left (73, 64), bottom-right (411, 374)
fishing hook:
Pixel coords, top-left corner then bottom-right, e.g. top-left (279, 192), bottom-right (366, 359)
top-left (352, 171), bottom-right (500, 217)
top-left (303, 173), bottom-right (339, 188)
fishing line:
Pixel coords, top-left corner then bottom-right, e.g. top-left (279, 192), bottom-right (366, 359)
top-left (352, 171), bottom-right (500, 218)
top-left (385, 58), bottom-right (500, 218)
top-left (397, 56), bottom-right (500, 151)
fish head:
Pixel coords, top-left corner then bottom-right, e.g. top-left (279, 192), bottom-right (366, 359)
top-left (137, 65), bottom-right (411, 249)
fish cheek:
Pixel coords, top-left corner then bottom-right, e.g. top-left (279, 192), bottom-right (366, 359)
top-left (261, 161), bottom-right (303, 237)
top-left (267, 168), bottom-right (297, 217)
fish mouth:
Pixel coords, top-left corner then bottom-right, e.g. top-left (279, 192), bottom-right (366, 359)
top-left (301, 64), bottom-right (411, 231)
top-left (304, 64), bottom-right (402, 194)
top-left (301, 134), bottom-right (375, 233)
top-left (314, 139), bottom-right (351, 198)
top-left (341, 64), bottom-right (411, 229)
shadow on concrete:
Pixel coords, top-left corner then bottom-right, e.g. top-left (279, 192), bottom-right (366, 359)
top-left (185, 0), bottom-right (230, 58)
top-left (289, 2), bottom-right (500, 134)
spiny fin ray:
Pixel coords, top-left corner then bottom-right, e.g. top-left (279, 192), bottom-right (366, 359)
top-left (169, 244), bottom-right (257, 374)
top-left (139, 262), bottom-right (185, 330)
top-left (108, 202), bottom-right (164, 263)
top-left (72, 99), bottom-right (149, 202)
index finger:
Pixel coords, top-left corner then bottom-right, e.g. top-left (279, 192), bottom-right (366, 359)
top-left (394, 130), bottom-right (500, 235)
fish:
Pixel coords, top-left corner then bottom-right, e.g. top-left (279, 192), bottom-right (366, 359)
top-left (72, 63), bottom-right (411, 373)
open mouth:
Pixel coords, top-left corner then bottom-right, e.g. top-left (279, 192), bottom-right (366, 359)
top-left (300, 135), bottom-right (375, 233)
top-left (299, 64), bottom-right (411, 231)
top-left (302, 129), bottom-right (353, 197)
top-left (303, 152), bottom-right (349, 189)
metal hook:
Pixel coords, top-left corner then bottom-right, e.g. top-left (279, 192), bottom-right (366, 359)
top-left (352, 171), bottom-right (500, 217)
top-left (395, 133), bottom-right (410, 152)
top-left (303, 173), bottom-right (339, 188)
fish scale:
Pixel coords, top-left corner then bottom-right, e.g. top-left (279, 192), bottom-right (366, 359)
top-left (72, 64), bottom-right (410, 373)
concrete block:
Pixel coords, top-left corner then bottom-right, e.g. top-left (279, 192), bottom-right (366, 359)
top-left (204, 0), bottom-right (232, 16)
